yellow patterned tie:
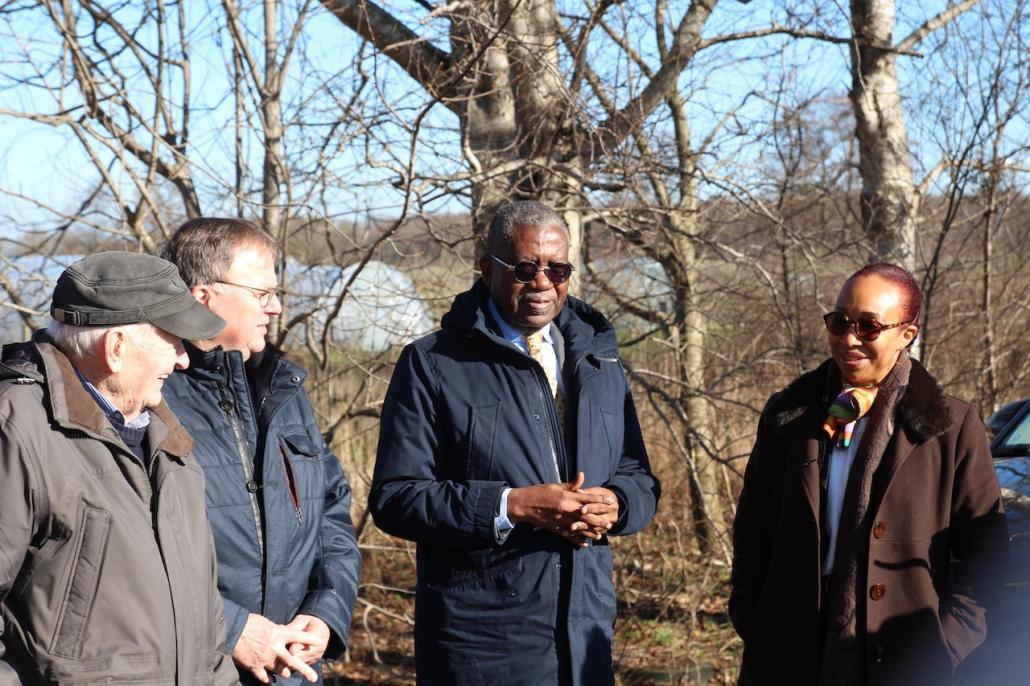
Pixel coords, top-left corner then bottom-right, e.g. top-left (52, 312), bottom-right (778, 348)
top-left (525, 331), bottom-right (567, 430)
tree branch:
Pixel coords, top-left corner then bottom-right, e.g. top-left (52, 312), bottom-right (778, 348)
top-left (591, 0), bottom-right (716, 156)
top-left (319, 0), bottom-right (454, 104)
top-left (896, 0), bottom-right (981, 54)
top-left (699, 24), bottom-right (920, 57)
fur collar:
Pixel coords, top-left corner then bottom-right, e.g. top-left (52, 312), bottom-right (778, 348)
top-left (770, 357), bottom-right (952, 443)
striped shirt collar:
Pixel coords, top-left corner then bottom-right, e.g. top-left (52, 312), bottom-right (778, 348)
top-left (74, 369), bottom-right (151, 429)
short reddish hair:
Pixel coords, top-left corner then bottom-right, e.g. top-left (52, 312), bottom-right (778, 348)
top-left (847, 262), bottom-right (922, 323)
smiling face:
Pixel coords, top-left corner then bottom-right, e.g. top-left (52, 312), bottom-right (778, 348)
top-left (479, 223), bottom-right (570, 334)
top-left (829, 274), bottom-right (918, 386)
top-left (117, 324), bottom-right (189, 418)
top-left (195, 244), bottom-right (282, 360)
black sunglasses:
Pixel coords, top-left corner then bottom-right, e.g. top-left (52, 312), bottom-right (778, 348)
top-left (490, 255), bottom-right (575, 285)
top-left (823, 311), bottom-right (910, 341)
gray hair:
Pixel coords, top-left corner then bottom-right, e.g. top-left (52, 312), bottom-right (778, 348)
top-left (161, 218), bottom-right (278, 288)
top-left (46, 318), bottom-right (154, 363)
top-left (484, 201), bottom-right (569, 257)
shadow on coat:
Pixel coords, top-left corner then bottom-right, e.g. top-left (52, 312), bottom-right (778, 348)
top-left (579, 625), bottom-right (616, 686)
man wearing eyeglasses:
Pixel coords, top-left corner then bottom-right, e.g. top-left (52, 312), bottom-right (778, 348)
top-left (371, 200), bottom-right (660, 685)
top-left (160, 219), bottom-right (360, 685)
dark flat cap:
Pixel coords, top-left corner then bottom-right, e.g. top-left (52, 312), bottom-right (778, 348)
top-left (51, 252), bottom-right (226, 340)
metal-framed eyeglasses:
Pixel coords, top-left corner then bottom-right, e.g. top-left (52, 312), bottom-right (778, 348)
top-left (215, 280), bottom-right (281, 306)
top-left (489, 255), bottom-right (575, 285)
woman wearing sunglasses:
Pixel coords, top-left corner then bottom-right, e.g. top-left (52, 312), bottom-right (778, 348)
top-left (729, 263), bottom-right (1007, 686)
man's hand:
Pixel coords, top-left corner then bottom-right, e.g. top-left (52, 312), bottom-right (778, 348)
top-left (285, 614), bottom-right (331, 665)
top-left (571, 485), bottom-right (620, 536)
top-left (231, 612), bottom-right (320, 683)
top-left (507, 472), bottom-right (616, 547)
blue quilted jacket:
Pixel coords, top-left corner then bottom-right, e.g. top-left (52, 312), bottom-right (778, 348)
top-left (164, 343), bottom-right (360, 685)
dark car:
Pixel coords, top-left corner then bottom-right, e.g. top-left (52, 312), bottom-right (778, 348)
top-left (991, 398), bottom-right (1030, 554)
top-left (957, 398), bottom-right (1030, 685)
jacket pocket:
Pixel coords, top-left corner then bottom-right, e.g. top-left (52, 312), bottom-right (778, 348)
top-left (464, 402), bottom-right (499, 480)
top-left (280, 433), bottom-right (319, 524)
top-left (599, 409), bottom-right (623, 471)
top-left (51, 502), bottom-right (112, 658)
top-left (423, 547), bottom-right (523, 591)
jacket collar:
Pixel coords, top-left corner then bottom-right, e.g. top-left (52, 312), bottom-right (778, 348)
top-left (181, 339), bottom-right (304, 383)
top-left (2, 333), bottom-right (193, 459)
top-left (770, 356), bottom-right (953, 444)
top-left (441, 281), bottom-right (620, 363)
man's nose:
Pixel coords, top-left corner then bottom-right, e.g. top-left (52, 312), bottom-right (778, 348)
top-left (266, 290), bottom-right (284, 315)
top-left (529, 268), bottom-right (552, 289)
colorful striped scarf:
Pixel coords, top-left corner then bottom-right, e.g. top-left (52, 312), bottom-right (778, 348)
top-left (822, 385), bottom-right (878, 448)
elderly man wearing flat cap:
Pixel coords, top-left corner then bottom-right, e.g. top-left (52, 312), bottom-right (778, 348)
top-left (0, 252), bottom-right (241, 685)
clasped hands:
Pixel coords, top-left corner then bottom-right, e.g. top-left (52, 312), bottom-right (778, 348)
top-left (506, 471), bottom-right (619, 547)
top-left (232, 612), bottom-right (330, 683)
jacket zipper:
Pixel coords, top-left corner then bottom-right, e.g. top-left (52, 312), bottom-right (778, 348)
top-left (144, 448), bottom-right (159, 502)
top-left (532, 366), bottom-right (564, 483)
top-left (218, 379), bottom-right (266, 559)
top-left (257, 356), bottom-right (284, 419)
top-left (127, 451), bottom-right (153, 506)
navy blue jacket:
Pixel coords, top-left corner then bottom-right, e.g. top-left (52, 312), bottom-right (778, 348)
top-left (371, 283), bottom-right (660, 686)
top-left (164, 344), bottom-right (360, 685)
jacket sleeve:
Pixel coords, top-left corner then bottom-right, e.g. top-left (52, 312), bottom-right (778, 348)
top-left (297, 422), bottom-right (361, 660)
top-left (728, 395), bottom-right (780, 642)
top-left (208, 526), bottom-right (242, 686)
top-left (0, 417), bottom-right (41, 685)
top-left (939, 403), bottom-right (1008, 667)
top-left (219, 595), bottom-right (250, 654)
top-left (369, 344), bottom-right (508, 546)
top-left (605, 384), bottom-right (660, 536)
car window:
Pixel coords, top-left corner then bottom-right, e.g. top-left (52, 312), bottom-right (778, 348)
top-left (999, 412), bottom-right (1030, 450)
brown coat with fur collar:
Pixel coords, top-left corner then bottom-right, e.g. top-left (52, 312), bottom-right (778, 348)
top-left (730, 359), bottom-right (1007, 686)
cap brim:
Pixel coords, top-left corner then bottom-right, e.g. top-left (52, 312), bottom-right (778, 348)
top-left (152, 298), bottom-right (227, 341)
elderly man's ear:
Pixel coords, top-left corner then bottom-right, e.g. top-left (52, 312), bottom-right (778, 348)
top-left (100, 328), bottom-right (130, 374)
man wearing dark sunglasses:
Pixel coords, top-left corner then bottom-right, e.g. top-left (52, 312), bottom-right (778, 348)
top-left (371, 200), bottom-right (660, 686)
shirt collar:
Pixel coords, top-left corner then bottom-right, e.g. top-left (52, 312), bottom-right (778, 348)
top-left (486, 297), bottom-right (553, 344)
top-left (75, 369), bottom-right (151, 429)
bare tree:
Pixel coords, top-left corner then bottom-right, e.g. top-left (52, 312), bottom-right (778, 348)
top-left (847, 0), bottom-right (982, 268)
top-left (319, 0), bottom-right (742, 258)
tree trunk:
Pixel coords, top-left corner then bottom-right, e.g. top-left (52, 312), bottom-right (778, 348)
top-left (666, 222), bottom-right (727, 561)
top-left (450, 0), bottom-right (582, 248)
top-left (849, 0), bottom-right (918, 271)
top-left (262, 0), bottom-right (284, 237)
top-left (980, 143), bottom-right (1002, 415)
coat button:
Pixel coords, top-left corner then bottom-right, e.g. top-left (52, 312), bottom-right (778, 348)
top-left (872, 521), bottom-right (887, 539)
top-left (873, 644), bottom-right (885, 663)
top-left (219, 400), bottom-right (233, 411)
top-left (291, 375), bottom-right (301, 384)
top-left (869, 583), bottom-right (886, 601)
top-left (246, 480), bottom-right (259, 493)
